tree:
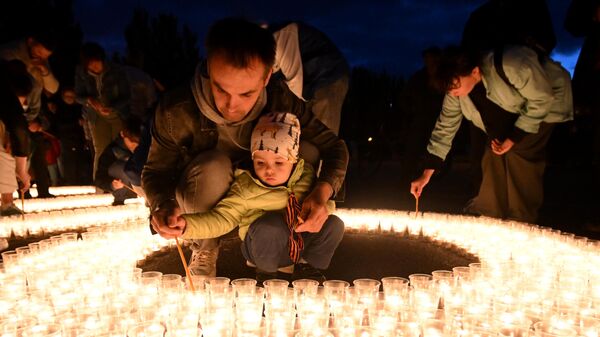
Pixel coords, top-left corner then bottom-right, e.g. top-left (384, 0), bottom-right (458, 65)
top-left (341, 67), bottom-right (404, 147)
top-left (0, 0), bottom-right (83, 87)
top-left (125, 8), bottom-right (199, 90)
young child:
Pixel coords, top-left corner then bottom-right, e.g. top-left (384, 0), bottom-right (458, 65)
top-left (170, 112), bottom-right (345, 283)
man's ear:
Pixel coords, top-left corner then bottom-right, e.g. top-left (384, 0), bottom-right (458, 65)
top-left (263, 68), bottom-right (273, 87)
top-left (472, 66), bottom-right (480, 77)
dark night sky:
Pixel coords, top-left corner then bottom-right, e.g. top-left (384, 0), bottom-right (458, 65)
top-left (74, 0), bottom-right (582, 77)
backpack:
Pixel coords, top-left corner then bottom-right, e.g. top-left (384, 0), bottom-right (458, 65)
top-left (493, 46), bottom-right (574, 123)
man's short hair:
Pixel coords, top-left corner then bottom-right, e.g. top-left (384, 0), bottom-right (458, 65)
top-left (1, 60), bottom-right (33, 97)
top-left (434, 46), bottom-right (481, 92)
top-left (121, 117), bottom-right (142, 143)
top-left (80, 42), bottom-right (106, 67)
top-left (206, 17), bottom-right (276, 73)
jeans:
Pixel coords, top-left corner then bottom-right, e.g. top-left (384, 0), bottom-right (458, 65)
top-left (241, 212), bottom-right (345, 273)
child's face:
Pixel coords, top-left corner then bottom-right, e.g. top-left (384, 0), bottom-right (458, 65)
top-left (62, 90), bottom-right (76, 105)
top-left (253, 150), bottom-right (294, 187)
top-left (120, 132), bottom-right (139, 153)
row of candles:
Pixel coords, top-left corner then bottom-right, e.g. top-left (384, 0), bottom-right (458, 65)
top-left (6, 194), bottom-right (143, 214)
top-left (0, 195), bottom-right (598, 336)
top-left (0, 204), bottom-right (148, 238)
top-left (11, 186), bottom-right (97, 199)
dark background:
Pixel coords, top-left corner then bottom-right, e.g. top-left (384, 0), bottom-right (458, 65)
top-left (70, 0), bottom-right (580, 76)
top-left (1, 0), bottom-right (597, 238)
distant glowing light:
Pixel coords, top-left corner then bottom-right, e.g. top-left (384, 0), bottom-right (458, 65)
top-left (551, 47), bottom-right (582, 77)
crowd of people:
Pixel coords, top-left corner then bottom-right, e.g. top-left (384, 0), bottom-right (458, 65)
top-left (1, 0), bottom-right (599, 283)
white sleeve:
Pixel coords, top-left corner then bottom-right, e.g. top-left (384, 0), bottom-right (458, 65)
top-left (273, 23), bottom-right (305, 101)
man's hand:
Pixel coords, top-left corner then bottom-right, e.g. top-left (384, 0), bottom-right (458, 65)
top-left (410, 169), bottom-right (434, 198)
top-left (296, 182), bottom-right (333, 233)
top-left (99, 107), bottom-right (112, 117)
top-left (15, 156), bottom-right (30, 192)
top-left (150, 199), bottom-right (186, 239)
top-left (87, 98), bottom-right (104, 112)
top-left (491, 138), bottom-right (514, 155)
top-left (31, 59), bottom-right (50, 76)
top-left (17, 172), bottom-right (31, 193)
top-left (111, 179), bottom-right (124, 190)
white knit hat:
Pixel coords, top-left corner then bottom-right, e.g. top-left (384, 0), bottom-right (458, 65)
top-left (251, 112), bottom-right (301, 163)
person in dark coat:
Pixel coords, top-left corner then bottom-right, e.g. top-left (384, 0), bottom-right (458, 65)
top-left (565, 0), bottom-right (600, 230)
top-left (95, 117), bottom-right (141, 205)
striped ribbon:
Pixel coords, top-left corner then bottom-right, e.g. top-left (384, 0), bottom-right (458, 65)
top-left (285, 192), bottom-right (304, 263)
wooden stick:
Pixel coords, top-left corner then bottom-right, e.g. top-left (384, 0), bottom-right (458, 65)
top-left (16, 177), bottom-right (25, 221)
top-left (120, 183), bottom-right (138, 195)
top-left (415, 196), bottom-right (419, 218)
top-left (175, 237), bottom-right (195, 292)
top-left (20, 191), bottom-right (25, 221)
top-left (120, 183), bottom-right (194, 291)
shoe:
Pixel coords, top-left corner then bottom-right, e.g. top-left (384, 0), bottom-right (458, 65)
top-left (247, 260), bottom-right (294, 274)
top-left (292, 263), bottom-right (326, 284)
top-left (583, 222), bottom-right (600, 233)
top-left (112, 200), bottom-right (125, 206)
top-left (255, 268), bottom-right (279, 286)
top-left (37, 193), bottom-right (56, 198)
top-left (188, 247), bottom-right (219, 277)
top-left (0, 204), bottom-right (24, 216)
top-left (462, 198), bottom-right (481, 216)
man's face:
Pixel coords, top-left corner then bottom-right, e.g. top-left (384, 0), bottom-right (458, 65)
top-left (449, 67), bottom-right (480, 97)
top-left (86, 60), bottom-right (104, 75)
top-left (253, 150), bottom-right (293, 187)
top-left (28, 39), bottom-right (52, 60)
top-left (208, 54), bottom-right (271, 122)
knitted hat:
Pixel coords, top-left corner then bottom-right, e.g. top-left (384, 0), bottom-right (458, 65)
top-left (251, 112), bottom-right (301, 163)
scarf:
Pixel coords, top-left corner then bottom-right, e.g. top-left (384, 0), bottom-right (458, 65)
top-left (286, 192), bottom-right (304, 263)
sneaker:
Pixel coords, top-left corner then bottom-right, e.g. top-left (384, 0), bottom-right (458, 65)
top-left (292, 263), bottom-right (326, 284)
top-left (188, 247), bottom-right (218, 277)
top-left (0, 204), bottom-right (24, 217)
top-left (37, 193), bottom-right (56, 198)
top-left (462, 197), bottom-right (481, 216)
